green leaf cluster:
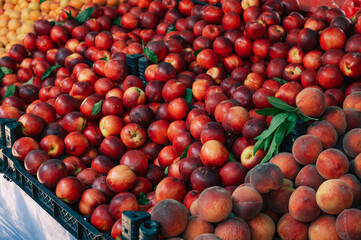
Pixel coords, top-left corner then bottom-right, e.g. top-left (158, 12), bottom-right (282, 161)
top-left (75, 7), bottom-right (94, 23)
top-left (137, 192), bottom-right (150, 205)
top-left (41, 65), bottom-right (61, 80)
top-left (253, 97), bottom-right (318, 163)
top-left (91, 99), bottom-right (104, 116)
top-left (142, 41), bottom-right (158, 64)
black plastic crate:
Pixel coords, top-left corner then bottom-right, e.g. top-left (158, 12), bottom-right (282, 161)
top-left (126, 54), bottom-right (144, 77)
top-left (0, 146), bottom-right (113, 240)
top-left (138, 57), bottom-right (149, 86)
top-left (0, 118), bottom-right (16, 148)
top-left (191, 0), bottom-right (222, 7)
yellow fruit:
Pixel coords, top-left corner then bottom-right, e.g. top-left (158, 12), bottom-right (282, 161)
top-left (28, 1), bottom-right (39, 10)
top-left (29, 10), bottom-right (40, 21)
top-left (8, 19), bottom-right (21, 31)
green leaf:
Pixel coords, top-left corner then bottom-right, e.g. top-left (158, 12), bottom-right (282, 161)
top-left (113, 17), bottom-right (121, 27)
top-left (193, 47), bottom-right (202, 57)
top-left (298, 111), bottom-right (319, 122)
top-left (185, 88), bottom-right (192, 104)
top-left (41, 64), bottom-right (61, 80)
top-left (273, 77), bottom-right (288, 84)
top-left (54, 21), bottom-right (64, 26)
top-left (62, 9), bottom-right (73, 19)
top-left (3, 84), bottom-right (16, 99)
top-left (143, 47), bottom-right (158, 64)
top-left (22, 77), bottom-right (33, 85)
top-left (180, 145), bottom-right (190, 159)
top-left (228, 153), bottom-right (236, 162)
top-left (254, 139), bottom-right (265, 155)
top-left (0, 70), bottom-right (4, 82)
top-left (267, 97), bottom-right (295, 111)
top-left (167, 25), bottom-right (176, 33)
top-left (164, 165), bottom-right (169, 175)
top-left (59, 154), bottom-right (69, 160)
top-left (91, 99), bottom-right (104, 116)
top-left (137, 192), bottom-right (150, 205)
top-left (228, 212), bottom-right (236, 218)
top-left (255, 107), bottom-right (285, 116)
top-left (261, 124), bottom-right (286, 163)
top-left (0, 67), bottom-right (13, 74)
top-left (40, 0), bottom-right (46, 4)
top-left (75, 6), bottom-right (94, 23)
top-left (254, 113), bottom-right (289, 141)
top-left (285, 112), bottom-right (298, 136)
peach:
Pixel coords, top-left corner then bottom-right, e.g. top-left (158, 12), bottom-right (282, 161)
top-left (308, 215), bottom-right (340, 240)
top-left (266, 185), bottom-right (294, 214)
top-left (197, 186), bottom-right (232, 223)
top-left (339, 174), bottom-right (361, 206)
top-left (296, 88), bottom-right (326, 118)
top-left (190, 198), bottom-right (199, 216)
top-left (322, 106), bottom-right (347, 135)
top-left (336, 208), bottom-right (361, 240)
top-left (182, 216), bottom-right (214, 240)
top-left (249, 163), bottom-right (284, 194)
top-left (306, 120), bottom-right (338, 149)
top-left (214, 217), bottom-right (252, 240)
top-left (344, 108), bottom-right (361, 132)
top-left (295, 164), bottom-right (325, 191)
top-left (352, 153), bottom-right (361, 178)
top-left (316, 179), bottom-right (353, 215)
top-left (194, 233), bottom-right (222, 240)
top-left (231, 185), bottom-right (263, 220)
top-left (263, 207), bottom-right (282, 223)
top-left (316, 148), bottom-right (349, 179)
top-left (270, 152), bottom-right (300, 180)
top-left (343, 128), bottom-right (361, 158)
top-left (151, 199), bottom-right (189, 238)
top-left (277, 213), bottom-right (309, 240)
top-left (292, 135), bottom-right (323, 165)
top-left (288, 186), bottom-right (320, 222)
top-left (247, 213), bottom-right (275, 240)
top-left (343, 91), bottom-right (361, 112)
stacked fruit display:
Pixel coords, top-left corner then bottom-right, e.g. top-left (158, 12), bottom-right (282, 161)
top-left (0, 0), bottom-right (361, 239)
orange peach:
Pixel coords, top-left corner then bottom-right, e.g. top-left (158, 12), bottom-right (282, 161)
top-left (296, 88), bottom-right (326, 118)
top-left (182, 216), bottom-right (214, 240)
top-left (197, 186), bottom-right (232, 223)
top-left (270, 152), bottom-right (300, 180)
top-left (316, 148), bottom-right (349, 179)
top-left (288, 186), bottom-right (321, 222)
top-left (249, 163), bottom-right (284, 194)
top-left (214, 217), bottom-right (252, 240)
top-left (352, 153), bottom-right (361, 178)
top-left (343, 91), bottom-right (361, 112)
top-left (336, 208), bottom-right (361, 240)
top-left (343, 128), bottom-right (361, 158)
top-left (339, 174), bottom-right (361, 206)
top-left (266, 185), bottom-right (294, 214)
top-left (295, 164), bottom-right (325, 191)
top-left (151, 199), bottom-right (189, 238)
top-left (277, 213), bottom-right (309, 240)
top-left (306, 120), bottom-right (338, 149)
top-left (292, 135), bottom-right (323, 165)
top-left (322, 106), bottom-right (347, 135)
top-left (316, 179), bottom-right (353, 215)
top-left (308, 215), bottom-right (340, 240)
top-left (343, 108), bottom-right (361, 132)
top-left (231, 184), bottom-right (263, 220)
top-left (247, 213), bottom-right (275, 240)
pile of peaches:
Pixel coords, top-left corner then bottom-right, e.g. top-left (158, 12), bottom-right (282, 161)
top-left (0, 0), bottom-right (361, 239)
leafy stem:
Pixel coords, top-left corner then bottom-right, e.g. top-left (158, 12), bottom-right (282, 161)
top-left (253, 97), bottom-right (318, 163)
